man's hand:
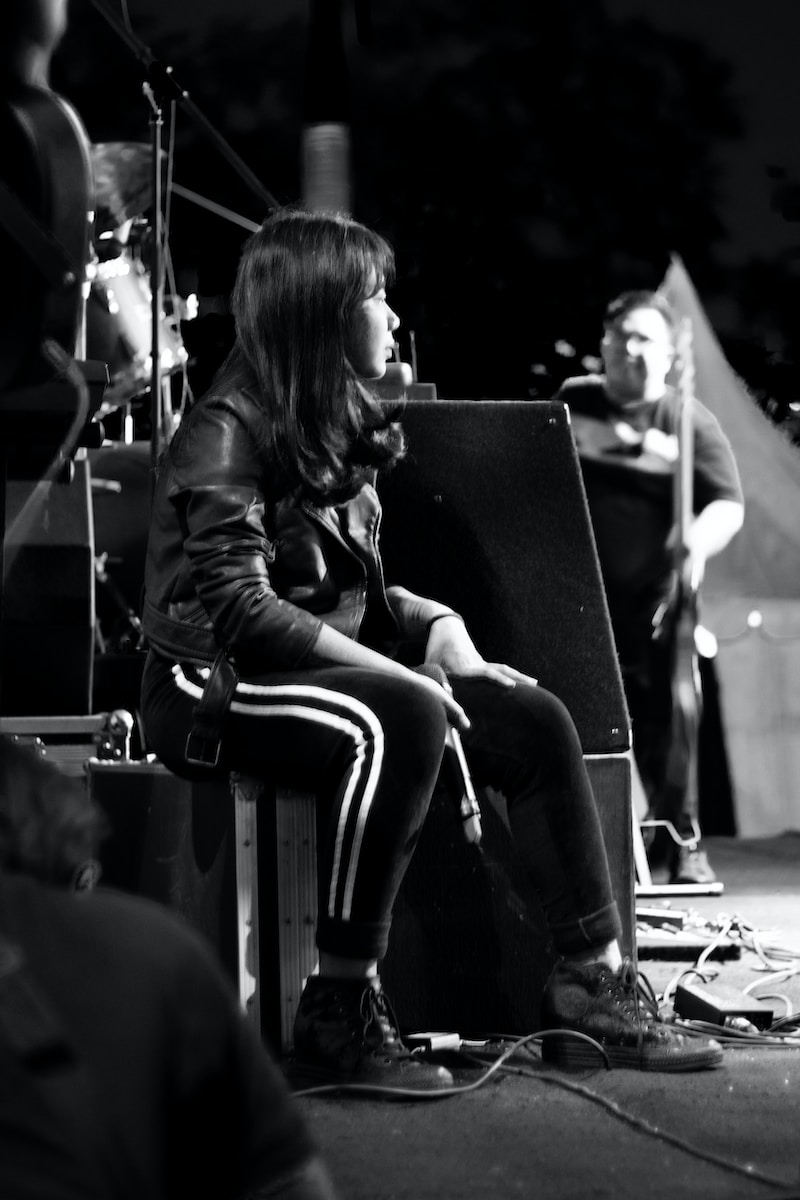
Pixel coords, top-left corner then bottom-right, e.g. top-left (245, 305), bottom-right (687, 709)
top-left (641, 427), bottom-right (679, 463)
top-left (612, 422), bottom-right (679, 464)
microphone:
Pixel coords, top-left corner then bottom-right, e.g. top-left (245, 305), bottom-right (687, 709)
top-left (414, 664), bottom-right (482, 845)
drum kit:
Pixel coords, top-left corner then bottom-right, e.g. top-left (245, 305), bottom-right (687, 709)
top-left (86, 141), bottom-right (191, 656)
top-left (87, 140), bottom-right (191, 431)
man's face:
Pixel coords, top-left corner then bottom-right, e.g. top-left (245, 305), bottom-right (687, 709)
top-left (601, 306), bottom-right (674, 402)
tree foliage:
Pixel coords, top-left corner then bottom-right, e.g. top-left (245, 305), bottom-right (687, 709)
top-left (52, 0), bottom-right (750, 398)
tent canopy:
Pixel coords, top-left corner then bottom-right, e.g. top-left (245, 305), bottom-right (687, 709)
top-left (663, 258), bottom-right (800, 835)
top-left (663, 256), bottom-right (800, 609)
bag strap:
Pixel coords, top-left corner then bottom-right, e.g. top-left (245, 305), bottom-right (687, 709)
top-left (185, 647), bottom-right (240, 767)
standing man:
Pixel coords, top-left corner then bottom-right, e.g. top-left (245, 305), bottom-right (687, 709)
top-left (555, 290), bottom-right (744, 884)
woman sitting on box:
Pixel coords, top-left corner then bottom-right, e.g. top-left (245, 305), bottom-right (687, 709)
top-left (140, 208), bottom-right (723, 1089)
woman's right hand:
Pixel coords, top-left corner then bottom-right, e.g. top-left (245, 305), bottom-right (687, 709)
top-left (310, 622), bottom-right (471, 731)
top-left (411, 664), bottom-right (471, 733)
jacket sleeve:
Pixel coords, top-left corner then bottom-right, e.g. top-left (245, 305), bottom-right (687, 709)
top-left (169, 398), bottom-right (325, 671)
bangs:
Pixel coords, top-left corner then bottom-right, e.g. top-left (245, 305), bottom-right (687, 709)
top-left (345, 224), bottom-right (395, 298)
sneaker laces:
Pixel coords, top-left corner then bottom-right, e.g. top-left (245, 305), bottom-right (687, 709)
top-left (359, 983), bottom-right (408, 1057)
top-left (607, 958), bottom-right (663, 1042)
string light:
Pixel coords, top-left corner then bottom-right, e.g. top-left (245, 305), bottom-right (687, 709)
top-left (712, 607), bottom-right (800, 644)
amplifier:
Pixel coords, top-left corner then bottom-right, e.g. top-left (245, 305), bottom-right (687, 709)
top-left (1, 456), bottom-right (95, 716)
top-left (382, 752), bottom-right (633, 1037)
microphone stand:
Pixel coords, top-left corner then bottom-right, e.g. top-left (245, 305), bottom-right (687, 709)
top-left (142, 79), bottom-right (164, 470)
top-left (85, 0), bottom-right (281, 466)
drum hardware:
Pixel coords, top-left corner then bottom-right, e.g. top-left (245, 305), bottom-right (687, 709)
top-left (88, 244), bottom-right (190, 414)
top-left (94, 550), bottom-right (145, 654)
top-left (86, 132), bottom-right (194, 445)
top-left (91, 477), bottom-right (121, 494)
top-left (88, 440), bottom-right (150, 658)
top-left (90, 141), bottom-right (163, 233)
top-left (169, 182), bottom-right (260, 234)
top-left (87, 141), bottom-right (194, 444)
top-left (87, 0), bottom-right (279, 459)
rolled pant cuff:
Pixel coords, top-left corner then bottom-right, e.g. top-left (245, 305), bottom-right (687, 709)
top-left (550, 901), bottom-right (622, 957)
top-left (316, 916), bottom-right (392, 963)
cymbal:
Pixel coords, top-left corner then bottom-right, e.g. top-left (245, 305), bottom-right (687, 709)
top-left (91, 142), bottom-right (166, 231)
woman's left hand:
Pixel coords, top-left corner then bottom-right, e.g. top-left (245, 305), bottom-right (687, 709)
top-left (424, 615), bottom-right (538, 688)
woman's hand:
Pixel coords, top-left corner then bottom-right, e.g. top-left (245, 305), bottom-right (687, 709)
top-left (424, 615), bottom-right (538, 690)
top-left (410, 666), bottom-right (472, 732)
top-left (310, 619), bottom-right (472, 730)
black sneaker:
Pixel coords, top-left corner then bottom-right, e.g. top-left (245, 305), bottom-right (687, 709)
top-left (541, 958), bottom-right (724, 1072)
top-left (670, 843), bottom-right (717, 885)
top-left (292, 976), bottom-right (454, 1091)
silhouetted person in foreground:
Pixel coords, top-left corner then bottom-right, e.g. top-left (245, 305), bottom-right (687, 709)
top-left (0, 735), bottom-right (336, 1200)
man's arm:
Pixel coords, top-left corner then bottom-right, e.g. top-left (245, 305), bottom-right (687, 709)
top-left (687, 399), bottom-right (745, 583)
top-left (687, 498), bottom-right (745, 583)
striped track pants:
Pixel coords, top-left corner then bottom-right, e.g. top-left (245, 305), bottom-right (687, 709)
top-left (141, 652), bottom-right (448, 960)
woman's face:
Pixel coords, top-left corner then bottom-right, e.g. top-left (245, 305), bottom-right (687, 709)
top-left (346, 275), bottom-right (400, 379)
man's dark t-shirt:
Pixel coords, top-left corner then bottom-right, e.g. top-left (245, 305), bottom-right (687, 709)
top-left (556, 375), bottom-right (742, 649)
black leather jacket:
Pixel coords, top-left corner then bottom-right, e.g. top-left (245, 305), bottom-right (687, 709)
top-left (142, 389), bottom-right (401, 673)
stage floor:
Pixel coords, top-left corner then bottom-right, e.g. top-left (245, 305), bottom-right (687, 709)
top-left (295, 835), bottom-right (800, 1200)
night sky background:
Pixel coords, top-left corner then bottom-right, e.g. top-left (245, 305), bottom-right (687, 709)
top-left (51, 0), bottom-right (800, 423)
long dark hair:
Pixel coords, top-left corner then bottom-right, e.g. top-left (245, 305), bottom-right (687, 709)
top-left (202, 208), bottom-right (406, 504)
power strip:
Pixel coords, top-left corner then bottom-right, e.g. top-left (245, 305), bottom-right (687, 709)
top-left (674, 981), bottom-right (774, 1029)
top-left (405, 1032), bottom-right (462, 1052)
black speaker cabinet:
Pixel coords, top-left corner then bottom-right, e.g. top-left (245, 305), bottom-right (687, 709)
top-left (380, 400), bottom-right (629, 754)
top-left (1, 455), bottom-right (94, 715)
top-left (379, 401), bottom-right (635, 1031)
top-left (382, 754), bottom-right (632, 1036)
